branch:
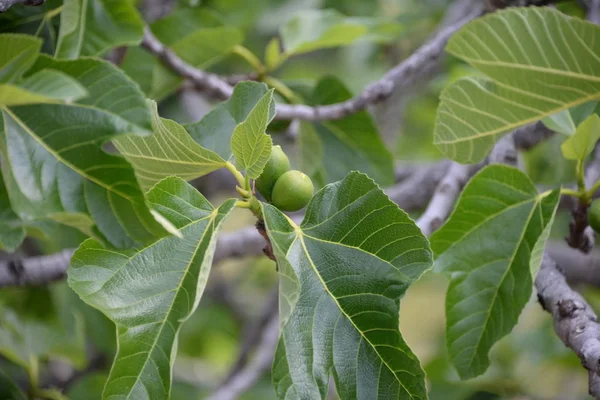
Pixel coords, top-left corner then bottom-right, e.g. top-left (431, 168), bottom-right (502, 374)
top-left (0, 0), bottom-right (44, 12)
top-left (206, 312), bottom-right (279, 400)
top-left (141, 5), bottom-right (485, 121)
top-left (535, 254), bottom-right (600, 399)
top-left (416, 133), bottom-right (519, 237)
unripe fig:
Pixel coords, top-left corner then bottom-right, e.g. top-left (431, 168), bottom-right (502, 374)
top-left (256, 145), bottom-right (290, 201)
top-left (271, 170), bottom-right (314, 212)
top-left (589, 199), bottom-right (600, 233)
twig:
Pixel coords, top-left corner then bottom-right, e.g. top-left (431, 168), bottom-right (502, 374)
top-left (218, 289), bottom-right (278, 388)
top-left (205, 314), bottom-right (279, 400)
top-left (535, 254), bottom-right (600, 399)
top-left (0, 0), bottom-right (44, 12)
top-left (141, 7), bottom-right (484, 121)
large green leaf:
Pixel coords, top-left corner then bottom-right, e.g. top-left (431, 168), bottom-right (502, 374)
top-left (430, 165), bottom-right (560, 379)
top-left (0, 34), bottom-right (41, 83)
top-left (114, 101), bottom-right (226, 190)
top-left (186, 81), bottom-right (273, 161)
top-left (434, 7), bottom-right (600, 163)
top-left (55, 0), bottom-right (144, 58)
top-left (263, 172), bottom-right (432, 399)
top-left (68, 177), bottom-right (235, 399)
top-left (0, 69), bottom-right (88, 106)
top-left (303, 77), bottom-right (394, 186)
top-left (121, 12), bottom-right (242, 100)
top-left (560, 114), bottom-right (600, 162)
top-left (230, 89), bottom-right (275, 178)
top-left (0, 56), bottom-right (167, 248)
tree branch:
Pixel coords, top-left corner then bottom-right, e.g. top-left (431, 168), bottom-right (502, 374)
top-left (0, 0), bottom-right (44, 12)
top-left (141, 4), bottom-right (485, 121)
top-left (205, 313), bottom-right (279, 400)
top-left (535, 254), bottom-right (600, 399)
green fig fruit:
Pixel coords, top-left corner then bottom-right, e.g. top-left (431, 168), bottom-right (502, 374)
top-left (256, 145), bottom-right (290, 201)
top-left (271, 170), bottom-right (314, 212)
top-left (589, 199), bottom-right (600, 233)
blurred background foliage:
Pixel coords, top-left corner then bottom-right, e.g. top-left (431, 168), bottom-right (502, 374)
top-left (0, 0), bottom-right (597, 399)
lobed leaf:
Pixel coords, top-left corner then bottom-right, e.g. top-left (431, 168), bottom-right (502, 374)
top-left (69, 177), bottom-right (235, 399)
top-left (434, 7), bottom-right (600, 163)
top-left (430, 165), bottom-right (560, 379)
top-left (0, 56), bottom-right (167, 248)
top-left (264, 171), bottom-right (432, 399)
top-left (0, 34), bottom-right (41, 83)
top-left (114, 100), bottom-right (226, 190)
top-left (230, 89), bottom-right (275, 178)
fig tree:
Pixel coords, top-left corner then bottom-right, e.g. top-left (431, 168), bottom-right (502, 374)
top-left (271, 170), bottom-right (314, 212)
top-left (256, 145), bottom-right (290, 201)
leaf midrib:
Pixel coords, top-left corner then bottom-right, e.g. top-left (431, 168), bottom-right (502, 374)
top-left (3, 107), bottom-right (135, 202)
top-left (450, 199), bottom-right (539, 374)
top-left (296, 232), bottom-right (413, 397)
top-left (114, 209), bottom-right (218, 400)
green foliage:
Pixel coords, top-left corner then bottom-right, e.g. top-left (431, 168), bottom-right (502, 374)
top-left (561, 114), bottom-right (600, 161)
top-left (0, 174), bottom-right (25, 251)
top-left (0, 53), bottom-right (170, 248)
top-left (263, 172), bottom-right (432, 399)
top-left (230, 89), bottom-right (275, 178)
top-left (301, 76), bottom-right (394, 186)
top-left (542, 102), bottom-right (597, 136)
top-left (186, 81), bottom-right (273, 160)
top-left (430, 165), bottom-right (560, 379)
top-left (0, 34), bottom-right (41, 83)
top-left (0, 69), bottom-right (87, 105)
top-left (114, 101), bottom-right (227, 190)
top-left (435, 7), bottom-right (600, 163)
top-left (121, 9), bottom-right (243, 100)
top-left (68, 177), bottom-right (235, 399)
top-left (55, 0), bottom-right (144, 59)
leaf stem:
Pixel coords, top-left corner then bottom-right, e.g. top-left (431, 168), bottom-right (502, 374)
top-left (232, 45), bottom-right (265, 74)
top-left (560, 188), bottom-right (582, 198)
top-left (235, 200), bottom-right (251, 209)
top-left (263, 76), bottom-right (297, 103)
top-left (225, 162), bottom-right (246, 188)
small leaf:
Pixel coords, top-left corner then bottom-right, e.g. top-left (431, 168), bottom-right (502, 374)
top-left (114, 100), bottom-right (226, 190)
top-left (265, 37), bottom-right (283, 70)
top-left (0, 34), bottom-right (41, 83)
top-left (264, 171), bottom-right (432, 399)
top-left (434, 8), bottom-right (600, 163)
top-left (561, 114), bottom-right (600, 161)
top-left (541, 102), bottom-right (598, 136)
top-left (186, 81), bottom-right (273, 160)
top-left (56, 0), bottom-right (144, 58)
top-left (280, 9), bottom-right (367, 55)
top-left (230, 89), bottom-right (275, 178)
top-left (0, 368), bottom-right (27, 400)
top-left (304, 76), bottom-right (394, 185)
top-left (0, 70), bottom-right (88, 106)
top-left (430, 165), bottom-right (560, 379)
top-left (68, 177), bottom-right (235, 399)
